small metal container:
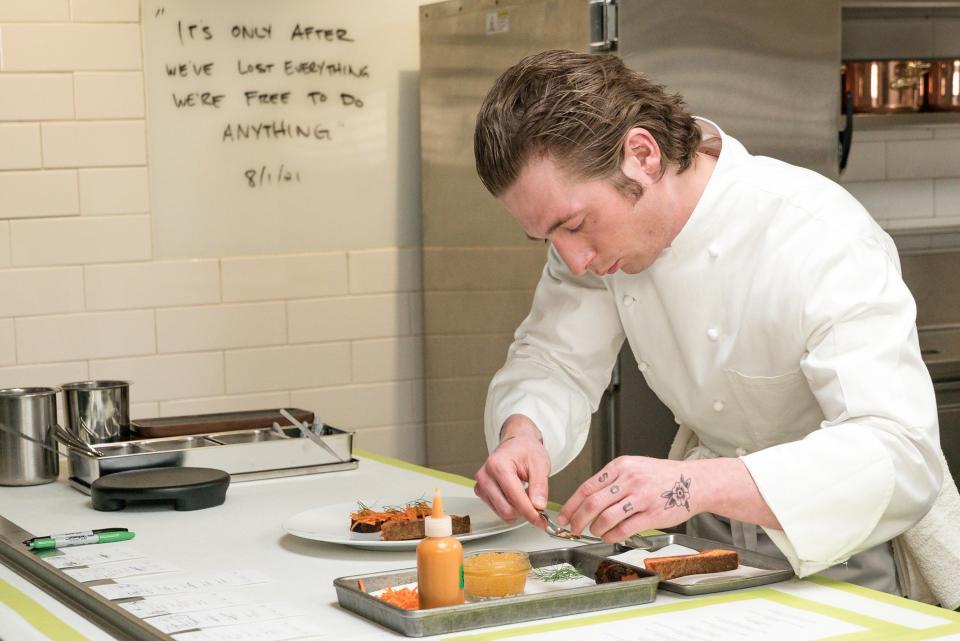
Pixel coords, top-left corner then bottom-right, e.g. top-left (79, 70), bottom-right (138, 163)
top-left (61, 380), bottom-right (131, 445)
top-left (0, 387), bottom-right (60, 486)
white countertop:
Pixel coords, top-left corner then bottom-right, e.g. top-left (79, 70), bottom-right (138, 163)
top-left (2, 452), bottom-right (959, 641)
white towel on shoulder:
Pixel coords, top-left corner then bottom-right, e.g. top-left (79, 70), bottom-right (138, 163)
top-left (893, 451), bottom-right (960, 610)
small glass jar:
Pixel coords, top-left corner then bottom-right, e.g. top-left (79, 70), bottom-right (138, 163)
top-left (463, 550), bottom-right (531, 600)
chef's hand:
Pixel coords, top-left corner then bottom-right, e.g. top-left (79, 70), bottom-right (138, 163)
top-left (559, 456), bottom-right (781, 542)
top-left (558, 456), bottom-right (699, 543)
top-left (474, 414), bottom-right (550, 526)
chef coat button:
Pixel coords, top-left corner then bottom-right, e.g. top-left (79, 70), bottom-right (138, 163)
top-left (713, 400), bottom-right (725, 412)
top-left (708, 244), bottom-right (720, 259)
top-left (638, 361), bottom-right (649, 373)
top-left (706, 327), bottom-right (719, 341)
top-left (735, 447), bottom-right (748, 456)
top-left (622, 295), bottom-right (635, 307)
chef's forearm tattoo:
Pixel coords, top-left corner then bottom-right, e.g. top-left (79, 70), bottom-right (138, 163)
top-left (598, 472), bottom-right (608, 483)
top-left (610, 484), bottom-right (620, 495)
top-left (661, 475), bottom-right (692, 511)
top-left (623, 501), bottom-right (633, 513)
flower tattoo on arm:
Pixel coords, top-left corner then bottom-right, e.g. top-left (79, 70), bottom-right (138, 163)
top-left (661, 475), bottom-right (692, 512)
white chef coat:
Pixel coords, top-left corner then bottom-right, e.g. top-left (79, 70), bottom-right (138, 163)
top-left (484, 119), bottom-right (943, 579)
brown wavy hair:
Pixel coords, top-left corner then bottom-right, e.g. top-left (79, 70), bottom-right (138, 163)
top-left (474, 50), bottom-right (702, 198)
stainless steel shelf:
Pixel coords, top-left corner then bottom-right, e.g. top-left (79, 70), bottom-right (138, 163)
top-left (853, 111), bottom-right (960, 129)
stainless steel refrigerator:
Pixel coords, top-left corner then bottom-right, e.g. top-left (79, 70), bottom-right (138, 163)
top-left (419, 0), bottom-right (841, 486)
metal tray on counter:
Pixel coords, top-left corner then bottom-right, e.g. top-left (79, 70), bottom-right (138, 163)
top-left (334, 543), bottom-right (658, 638)
top-left (67, 424), bottom-right (357, 494)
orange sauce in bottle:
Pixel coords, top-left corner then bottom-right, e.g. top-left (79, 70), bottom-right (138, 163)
top-left (416, 488), bottom-right (464, 608)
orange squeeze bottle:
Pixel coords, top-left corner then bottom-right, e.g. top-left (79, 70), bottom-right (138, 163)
top-left (416, 488), bottom-right (465, 608)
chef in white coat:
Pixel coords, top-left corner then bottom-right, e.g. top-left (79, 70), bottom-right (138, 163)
top-left (471, 50), bottom-right (943, 594)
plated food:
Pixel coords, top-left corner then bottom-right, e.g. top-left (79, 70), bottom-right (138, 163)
top-left (283, 496), bottom-right (526, 550)
top-left (349, 499), bottom-right (472, 541)
top-left (598, 548), bottom-right (740, 583)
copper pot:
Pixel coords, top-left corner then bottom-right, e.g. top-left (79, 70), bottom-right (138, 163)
top-left (843, 60), bottom-right (931, 113)
top-left (927, 59), bottom-right (960, 112)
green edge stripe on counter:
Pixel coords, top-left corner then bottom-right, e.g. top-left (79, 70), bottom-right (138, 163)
top-left (355, 449), bottom-right (565, 512)
top-left (444, 587), bottom-right (958, 641)
top-left (0, 578), bottom-right (90, 641)
top-left (806, 574), bottom-right (960, 623)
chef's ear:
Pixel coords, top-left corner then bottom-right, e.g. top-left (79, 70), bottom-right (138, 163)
top-left (620, 127), bottom-right (661, 182)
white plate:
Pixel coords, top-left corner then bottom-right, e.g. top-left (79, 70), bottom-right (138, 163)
top-left (282, 496), bottom-right (527, 550)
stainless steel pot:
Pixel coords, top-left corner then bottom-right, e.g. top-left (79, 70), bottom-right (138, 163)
top-left (927, 59), bottom-right (960, 112)
top-left (843, 59), bottom-right (931, 113)
top-left (61, 380), bottom-right (131, 445)
top-left (0, 387), bottom-right (60, 486)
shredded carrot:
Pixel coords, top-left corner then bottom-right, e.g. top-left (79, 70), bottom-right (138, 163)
top-left (350, 500), bottom-right (432, 528)
top-left (377, 585), bottom-right (419, 610)
top-left (357, 579), bottom-right (366, 593)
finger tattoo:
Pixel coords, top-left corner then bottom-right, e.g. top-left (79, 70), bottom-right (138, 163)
top-left (623, 502), bottom-right (634, 513)
top-left (610, 484), bottom-right (621, 495)
top-left (598, 472), bottom-right (608, 483)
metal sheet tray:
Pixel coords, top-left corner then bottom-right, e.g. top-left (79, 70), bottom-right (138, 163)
top-left (67, 424), bottom-right (356, 494)
top-left (614, 533), bottom-right (795, 596)
top-left (334, 544), bottom-right (658, 637)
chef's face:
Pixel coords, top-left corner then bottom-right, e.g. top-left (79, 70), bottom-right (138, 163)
top-left (500, 151), bottom-right (674, 277)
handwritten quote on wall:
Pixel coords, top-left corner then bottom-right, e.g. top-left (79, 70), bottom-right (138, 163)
top-left (144, 0), bottom-right (421, 257)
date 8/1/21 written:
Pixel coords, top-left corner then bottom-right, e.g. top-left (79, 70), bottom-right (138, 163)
top-left (244, 165), bottom-right (301, 188)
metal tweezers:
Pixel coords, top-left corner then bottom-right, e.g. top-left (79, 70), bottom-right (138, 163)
top-left (539, 511), bottom-right (654, 550)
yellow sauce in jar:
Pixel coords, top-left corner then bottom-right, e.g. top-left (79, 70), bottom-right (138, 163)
top-left (463, 550), bottom-right (531, 600)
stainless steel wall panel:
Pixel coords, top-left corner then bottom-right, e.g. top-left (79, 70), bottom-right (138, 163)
top-left (618, 0), bottom-right (842, 178)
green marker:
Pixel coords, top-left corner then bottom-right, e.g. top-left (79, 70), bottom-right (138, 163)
top-left (25, 529), bottom-right (135, 550)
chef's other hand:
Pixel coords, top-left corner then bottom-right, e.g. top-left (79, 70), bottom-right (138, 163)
top-left (559, 456), bottom-right (697, 543)
top-left (474, 414), bottom-right (550, 526)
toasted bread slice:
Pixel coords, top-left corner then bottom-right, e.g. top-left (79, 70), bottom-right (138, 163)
top-left (380, 515), bottom-right (471, 541)
top-left (643, 548), bottom-right (738, 580)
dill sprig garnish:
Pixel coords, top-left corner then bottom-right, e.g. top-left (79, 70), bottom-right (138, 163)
top-left (531, 565), bottom-right (586, 582)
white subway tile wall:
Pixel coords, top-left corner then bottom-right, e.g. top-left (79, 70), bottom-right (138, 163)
top-left (0, 124), bottom-right (42, 170)
top-left (40, 121), bottom-right (146, 167)
top-left (0, 170), bottom-right (79, 219)
top-left (159, 391), bottom-right (292, 418)
top-left (225, 343), bottom-right (352, 394)
top-left (156, 302), bottom-right (287, 353)
top-left (70, 0), bottom-right (139, 23)
top-left (73, 72), bottom-right (144, 119)
top-left (0, 223), bottom-right (10, 266)
top-left (85, 259), bottom-right (220, 310)
top-left (0, 362), bottom-right (89, 389)
top-left (220, 253), bottom-right (348, 302)
top-left (0, 74), bottom-right (74, 120)
top-left (841, 126), bottom-right (960, 228)
top-left (0, 1), bottom-right (69, 23)
top-left (11, 214), bottom-right (151, 265)
top-left (89, 352), bottom-right (224, 403)
top-left (78, 167), bottom-right (149, 214)
top-left (0, 24), bottom-right (141, 71)
top-left (16, 310), bottom-right (155, 363)
top-left (0, 320), bottom-right (15, 365)
top-left (0, 267), bottom-right (85, 316)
